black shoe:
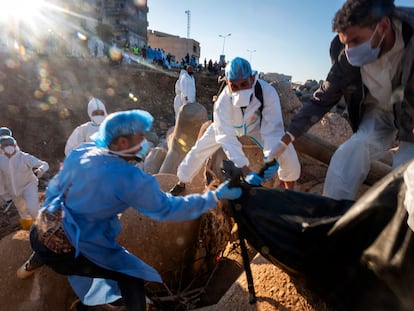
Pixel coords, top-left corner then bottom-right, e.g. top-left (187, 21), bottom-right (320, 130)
top-left (169, 183), bottom-right (186, 196)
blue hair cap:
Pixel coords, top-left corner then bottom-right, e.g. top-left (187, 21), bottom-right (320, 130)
top-left (93, 109), bottom-right (154, 148)
top-left (0, 127), bottom-right (12, 137)
top-left (225, 57), bottom-right (252, 81)
top-left (0, 135), bottom-right (16, 146)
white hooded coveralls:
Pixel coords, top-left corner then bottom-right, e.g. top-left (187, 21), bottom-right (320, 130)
top-left (174, 70), bottom-right (196, 119)
top-left (173, 69), bottom-right (186, 119)
top-left (0, 149), bottom-right (49, 219)
top-left (65, 98), bottom-right (107, 156)
top-left (177, 78), bottom-right (301, 183)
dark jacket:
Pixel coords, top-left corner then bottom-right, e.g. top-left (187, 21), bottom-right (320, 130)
top-left (287, 7), bottom-right (414, 142)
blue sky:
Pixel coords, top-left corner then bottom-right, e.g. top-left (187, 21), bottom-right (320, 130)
top-left (148, 0), bottom-right (412, 83)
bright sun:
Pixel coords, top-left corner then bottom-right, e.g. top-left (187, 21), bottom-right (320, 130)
top-left (0, 0), bottom-right (45, 21)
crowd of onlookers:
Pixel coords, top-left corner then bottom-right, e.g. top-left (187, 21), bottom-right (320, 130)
top-left (1, 31), bottom-right (226, 77)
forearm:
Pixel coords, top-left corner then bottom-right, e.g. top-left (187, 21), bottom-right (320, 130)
top-left (286, 101), bottom-right (330, 139)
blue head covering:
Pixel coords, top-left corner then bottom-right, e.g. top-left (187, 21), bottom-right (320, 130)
top-left (0, 127), bottom-right (12, 137)
top-left (225, 57), bottom-right (252, 81)
top-left (92, 110), bottom-right (154, 148)
top-left (0, 135), bottom-right (16, 147)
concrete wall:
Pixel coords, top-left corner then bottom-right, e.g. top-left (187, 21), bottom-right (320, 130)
top-left (147, 29), bottom-right (200, 64)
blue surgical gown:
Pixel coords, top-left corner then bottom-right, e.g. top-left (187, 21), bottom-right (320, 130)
top-left (43, 144), bottom-right (217, 305)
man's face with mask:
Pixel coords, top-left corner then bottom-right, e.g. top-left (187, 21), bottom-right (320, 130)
top-left (91, 109), bottom-right (106, 125)
top-left (1, 141), bottom-right (16, 158)
top-left (228, 75), bottom-right (255, 107)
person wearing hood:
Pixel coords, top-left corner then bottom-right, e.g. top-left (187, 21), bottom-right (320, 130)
top-left (170, 57), bottom-right (301, 195)
top-left (0, 126), bottom-right (12, 155)
top-left (0, 126), bottom-right (13, 204)
top-left (174, 65), bottom-right (196, 120)
top-left (64, 97), bottom-right (107, 157)
top-left (17, 109), bottom-right (241, 311)
top-left (173, 68), bottom-right (187, 120)
top-left (0, 136), bottom-right (49, 229)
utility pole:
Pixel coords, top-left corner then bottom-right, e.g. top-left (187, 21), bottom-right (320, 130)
top-left (185, 10), bottom-right (191, 38)
top-left (219, 33), bottom-right (231, 55)
top-left (247, 49), bottom-right (256, 62)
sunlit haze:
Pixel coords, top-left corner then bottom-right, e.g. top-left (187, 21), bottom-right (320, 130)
top-left (0, 0), bottom-right (45, 21)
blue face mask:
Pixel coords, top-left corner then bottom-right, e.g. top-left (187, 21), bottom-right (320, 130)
top-left (345, 24), bottom-right (384, 67)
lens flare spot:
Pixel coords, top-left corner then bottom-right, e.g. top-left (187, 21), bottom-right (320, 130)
top-left (106, 88), bottom-right (115, 96)
top-left (40, 80), bottom-right (51, 92)
top-left (109, 47), bottom-right (122, 61)
top-left (48, 96), bottom-right (58, 105)
top-left (0, 84), bottom-right (4, 93)
top-left (39, 102), bottom-right (50, 111)
top-left (39, 68), bottom-right (48, 77)
top-left (175, 236), bottom-right (184, 246)
top-left (59, 107), bottom-right (70, 119)
top-left (5, 59), bottom-right (17, 69)
top-left (177, 138), bottom-right (190, 152)
top-left (8, 104), bottom-right (20, 114)
top-left (77, 32), bottom-right (87, 41)
top-left (177, 138), bottom-right (187, 147)
top-left (34, 90), bottom-right (44, 99)
top-left (133, 0), bottom-right (147, 7)
top-left (107, 77), bottom-right (118, 87)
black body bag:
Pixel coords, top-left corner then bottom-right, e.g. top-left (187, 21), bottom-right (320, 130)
top-left (223, 159), bottom-right (414, 310)
top-left (231, 185), bottom-right (353, 276)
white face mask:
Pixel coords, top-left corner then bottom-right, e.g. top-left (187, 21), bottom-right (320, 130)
top-left (3, 146), bottom-right (16, 155)
top-left (91, 115), bottom-right (105, 125)
top-left (109, 141), bottom-right (144, 158)
top-left (345, 23), bottom-right (384, 67)
top-left (231, 88), bottom-right (254, 108)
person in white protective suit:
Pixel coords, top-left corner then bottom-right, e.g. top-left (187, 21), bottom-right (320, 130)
top-left (173, 68), bottom-right (187, 120)
top-left (0, 136), bottom-right (49, 229)
top-left (169, 57), bottom-right (301, 195)
top-left (0, 126), bottom-right (12, 154)
top-left (174, 65), bottom-right (196, 119)
top-left (0, 127), bottom-right (12, 205)
top-left (64, 97), bottom-right (107, 157)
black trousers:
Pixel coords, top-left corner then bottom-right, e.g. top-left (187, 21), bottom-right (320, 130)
top-left (29, 226), bottom-right (146, 311)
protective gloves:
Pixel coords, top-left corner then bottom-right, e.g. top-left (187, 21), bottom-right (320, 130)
top-left (263, 161), bottom-right (279, 180)
top-left (245, 172), bottom-right (265, 186)
top-left (34, 168), bottom-right (44, 178)
top-left (214, 181), bottom-right (242, 200)
top-left (264, 140), bottom-right (287, 163)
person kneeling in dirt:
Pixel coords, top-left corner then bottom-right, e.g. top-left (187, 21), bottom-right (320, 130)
top-left (17, 109), bottom-right (242, 311)
top-left (0, 136), bottom-right (49, 230)
top-left (169, 57), bottom-right (301, 196)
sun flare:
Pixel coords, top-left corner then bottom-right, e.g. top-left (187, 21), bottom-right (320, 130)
top-left (0, 0), bottom-right (45, 21)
